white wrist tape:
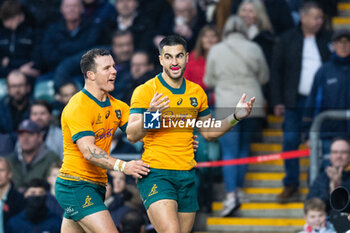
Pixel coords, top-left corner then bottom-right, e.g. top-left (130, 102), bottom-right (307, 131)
top-left (114, 159), bottom-right (126, 172)
top-left (228, 113), bottom-right (239, 127)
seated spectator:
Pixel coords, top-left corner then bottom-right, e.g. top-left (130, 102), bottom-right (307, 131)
top-left (106, 171), bottom-right (133, 228)
top-left (204, 16), bottom-right (268, 217)
top-left (110, 30), bottom-right (134, 99)
top-left (40, 0), bottom-right (104, 74)
top-left (307, 138), bottom-right (350, 211)
top-left (0, 0), bottom-right (41, 79)
top-left (6, 178), bottom-right (61, 233)
top-left (303, 29), bottom-right (350, 156)
top-left (0, 157), bottom-right (25, 232)
top-left (120, 210), bottom-right (146, 233)
top-left (122, 50), bottom-right (157, 104)
top-left (30, 100), bottom-right (63, 158)
top-left (231, 0), bottom-right (295, 35)
top-left (0, 70), bottom-right (31, 146)
top-left (106, 0), bottom-right (154, 50)
top-left (83, 0), bottom-right (116, 24)
top-left (46, 162), bottom-right (64, 218)
top-left (183, 25), bottom-right (219, 107)
top-left (7, 119), bottom-right (60, 191)
top-left (299, 198), bottom-right (336, 233)
top-left (171, 0), bottom-right (207, 51)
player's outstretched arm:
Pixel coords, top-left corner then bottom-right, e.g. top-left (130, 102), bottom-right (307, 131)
top-left (198, 93), bottom-right (255, 141)
top-left (76, 136), bottom-right (149, 178)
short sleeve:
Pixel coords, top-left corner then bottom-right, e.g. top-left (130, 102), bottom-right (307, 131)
top-left (130, 84), bottom-right (153, 114)
top-left (65, 105), bottom-right (94, 143)
top-left (119, 102), bottom-right (130, 132)
top-left (198, 86), bottom-right (211, 117)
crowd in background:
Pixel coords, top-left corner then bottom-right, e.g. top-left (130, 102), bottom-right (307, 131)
top-left (0, 0), bottom-right (349, 232)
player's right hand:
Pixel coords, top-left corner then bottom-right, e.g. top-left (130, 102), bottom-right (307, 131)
top-left (148, 92), bottom-right (170, 112)
top-left (123, 160), bottom-right (150, 179)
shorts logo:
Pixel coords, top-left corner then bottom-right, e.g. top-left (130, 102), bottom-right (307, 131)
top-left (82, 195), bottom-right (94, 208)
top-left (148, 184), bottom-right (158, 197)
top-left (96, 114), bottom-right (102, 124)
top-left (190, 97), bottom-right (198, 107)
top-left (143, 110), bottom-right (161, 129)
top-left (115, 110), bottom-right (121, 119)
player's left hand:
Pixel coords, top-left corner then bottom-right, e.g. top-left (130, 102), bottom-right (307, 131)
top-left (234, 93), bottom-right (255, 120)
top-left (192, 135), bottom-right (199, 152)
top-left (123, 160), bottom-right (150, 179)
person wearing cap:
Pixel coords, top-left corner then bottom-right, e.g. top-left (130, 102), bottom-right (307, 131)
top-left (7, 119), bottom-right (60, 192)
top-left (303, 28), bottom-right (350, 156)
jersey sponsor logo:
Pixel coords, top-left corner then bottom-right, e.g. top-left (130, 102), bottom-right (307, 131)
top-left (115, 110), bottom-right (121, 119)
top-left (148, 184), bottom-right (158, 197)
top-left (95, 128), bottom-right (114, 141)
top-left (82, 195), bottom-right (94, 208)
top-left (190, 97), bottom-right (198, 107)
top-left (96, 113), bottom-right (103, 124)
top-left (105, 110), bottom-right (110, 119)
top-left (143, 110), bottom-right (161, 129)
top-left (177, 98), bottom-right (183, 105)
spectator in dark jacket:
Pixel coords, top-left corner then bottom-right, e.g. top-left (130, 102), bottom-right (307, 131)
top-left (270, 1), bottom-right (332, 203)
top-left (0, 0), bottom-right (41, 79)
top-left (0, 70), bottom-right (31, 147)
top-left (83, 0), bottom-right (116, 24)
top-left (40, 0), bottom-right (103, 73)
top-left (0, 157), bottom-right (25, 232)
top-left (6, 178), bottom-right (61, 233)
top-left (7, 120), bottom-right (60, 191)
top-left (303, 29), bottom-right (350, 155)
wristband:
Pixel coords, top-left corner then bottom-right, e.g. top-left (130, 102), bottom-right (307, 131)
top-left (234, 113), bottom-right (240, 122)
top-left (120, 161), bottom-right (126, 172)
top-left (113, 159), bottom-right (121, 171)
top-left (228, 113), bottom-right (239, 127)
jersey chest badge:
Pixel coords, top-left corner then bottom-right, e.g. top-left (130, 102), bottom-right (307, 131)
top-left (190, 97), bottom-right (198, 107)
top-left (115, 110), bottom-right (121, 119)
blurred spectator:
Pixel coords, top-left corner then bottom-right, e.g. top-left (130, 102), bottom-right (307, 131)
top-left (30, 100), bottom-right (63, 158)
top-left (303, 29), bottom-right (350, 156)
top-left (304, 0), bottom-right (337, 29)
top-left (7, 119), bottom-right (60, 191)
top-left (120, 210), bottom-right (146, 233)
top-left (0, 70), bottom-right (31, 145)
top-left (106, 171), bottom-right (133, 228)
top-left (111, 129), bottom-right (138, 154)
top-left (307, 138), bottom-right (350, 211)
top-left (122, 51), bottom-right (157, 104)
top-left (6, 178), bottom-right (61, 233)
top-left (0, 157), bottom-right (25, 233)
top-left (52, 81), bottom-right (79, 125)
top-left (20, 0), bottom-right (61, 31)
top-left (0, 0), bottom-right (41, 79)
top-left (83, 0), bottom-right (116, 24)
top-left (285, 0), bottom-right (303, 24)
top-left (106, 0), bottom-right (154, 50)
top-left (204, 16), bottom-right (268, 217)
top-left (237, 0), bottom-right (275, 67)
top-left (46, 162), bottom-right (64, 218)
top-left (184, 24), bottom-right (219, 107)
top-left (270, 1), bottom-right (332, 203)
top-left (40, 0), bottom-right (103, 73)
top-left (171, 0), bottom-right (207, 51)
top-left (231, 0), bottom-right (294, 35)
top-left (110, 30), bottom-right (134, 99)
top-left (299, 198), bottom-right (336, 233)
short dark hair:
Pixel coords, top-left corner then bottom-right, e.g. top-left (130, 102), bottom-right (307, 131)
top-left (304, 198), bottom-right (326, 214)
top-left (300, 1), bottom-right (322, 15)
top-left (159, 35), bottom-right (188, 54)
top-left (31, 100), bottom-right (52, 114)
top-left (112, 30), bottom-right (133, 40)
top-left (80, 48), bottom-right (111, 79)
top-left (0, 0), bottom-right (23, 21)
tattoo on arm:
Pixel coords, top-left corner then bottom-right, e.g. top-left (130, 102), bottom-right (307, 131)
top-left (88, 147), bottom-right (109, 160)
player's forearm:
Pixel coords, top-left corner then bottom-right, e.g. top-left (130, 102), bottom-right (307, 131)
top-left (82, 144), bottom-right (117, 170)
top-left (200, 114), bottom-right (239, 141)
top-left (126, 120), bottom-right (147, 144)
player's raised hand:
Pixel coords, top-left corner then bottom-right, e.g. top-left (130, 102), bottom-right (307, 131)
top-left (234, 93), bottom-right (255, 120)
top-left (124, 160), bottom-right (150, 179)
top-left (148, 92), bottom-right (170, 112)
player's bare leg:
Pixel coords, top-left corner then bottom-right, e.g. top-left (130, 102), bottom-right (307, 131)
top-left (178, 212), bottom-right (196, 233)
top-left (61, 218), bottom-right (85, 233)
top-left (147, 199), bottom-right (181, 233)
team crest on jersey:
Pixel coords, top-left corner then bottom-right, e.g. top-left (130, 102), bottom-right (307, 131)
top-left (105, 110), bottom-right (110, 119)
top-left (115, 110), bottom-right (121, 119)
top-left (190, 97), bottom-right (198, 107)
top-left (96, 113), bottom-right (102, 124)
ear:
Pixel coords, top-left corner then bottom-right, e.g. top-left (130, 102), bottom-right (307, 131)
top-left (87, 71), bottom-right (95, 80)
top-left (186, 52), bottom-right (189, 63)
top-left (158, 55), bottom-right (163, 67)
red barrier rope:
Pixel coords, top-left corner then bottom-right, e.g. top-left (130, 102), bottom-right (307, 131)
top-left (196, 149), bottom-right (310, 168)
